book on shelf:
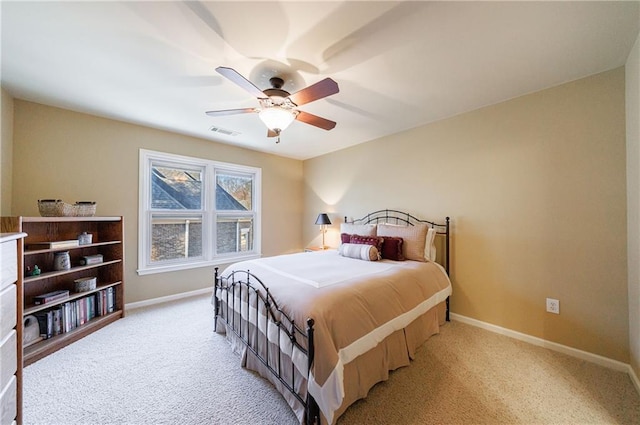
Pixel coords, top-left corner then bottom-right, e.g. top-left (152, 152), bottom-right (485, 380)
top-left (29, 288), bottom-right (116, 342)
top-left (106, 286), bottom-right (115, 313)
top-left (33, 289), bottom-right (70, 305)
top-left (34, 310), bottom-right (53, 338)
top-left (52, 308), bottom-right (62, 336)
top-left (28, 239), bottom-right (80, 250)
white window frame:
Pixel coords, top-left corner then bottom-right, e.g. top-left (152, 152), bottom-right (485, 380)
top-left (138, 149), bottom-right (261, 275)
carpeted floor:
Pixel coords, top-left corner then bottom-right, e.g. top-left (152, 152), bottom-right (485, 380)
top-left (23, 294), bottom-right (640, 425)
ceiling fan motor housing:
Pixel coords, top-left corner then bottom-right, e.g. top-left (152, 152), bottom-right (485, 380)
top-left (263, 88), bottom-right (291, 101)
top-left (263, 77), bottom-right (291, 102)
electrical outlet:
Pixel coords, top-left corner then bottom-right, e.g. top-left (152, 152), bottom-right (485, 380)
top-left (546, 298), bottom-right (560, 314)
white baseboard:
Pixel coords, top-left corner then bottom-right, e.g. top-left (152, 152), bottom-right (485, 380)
top-left (125, 287), bottom-right (212, 310)
top-left (450, 313), bottom-right (631, 373)
top-left (630, 365), bottom-right (640, 395)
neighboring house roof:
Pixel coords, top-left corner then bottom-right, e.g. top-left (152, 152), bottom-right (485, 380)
top-left (215, 183), bottom-right (247, 211)
top-left (151, 169), bottom-right (246, 211)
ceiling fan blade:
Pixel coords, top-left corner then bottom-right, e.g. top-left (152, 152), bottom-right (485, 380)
top-left (288, 78), bottom-right (339, 106)
top-left (267, 129), bottom-right (278, 138)
top-left (205, 108), bottom-right (256, 117)
top-left (296, 111), bottom-right (337, 131)
top-left (216, 66), bottom-right (266, 98)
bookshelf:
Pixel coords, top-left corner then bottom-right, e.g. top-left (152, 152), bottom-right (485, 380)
top-left (0, 216), bottom-right (125, 366)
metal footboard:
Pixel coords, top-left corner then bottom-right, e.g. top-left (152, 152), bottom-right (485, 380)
top-left (213, 268), bottom-right (320, 424)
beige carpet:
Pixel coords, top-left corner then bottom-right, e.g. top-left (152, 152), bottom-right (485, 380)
top-left (23, 294), bottom-right (640, 424)
top-left (339, 320), bottom-right (640, 424)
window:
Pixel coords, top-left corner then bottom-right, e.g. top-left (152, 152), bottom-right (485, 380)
top-left (138, 149), bottom-right (261, 275)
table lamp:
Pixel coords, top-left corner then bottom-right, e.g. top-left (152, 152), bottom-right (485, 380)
top-left (315, 213), bottom-right (332, 249)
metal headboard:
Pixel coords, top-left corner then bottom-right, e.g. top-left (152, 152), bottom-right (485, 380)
top-left (345, 209), bottom-right (450, 274)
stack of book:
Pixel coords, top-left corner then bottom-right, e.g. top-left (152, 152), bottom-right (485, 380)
top-left (32, 287), bottom-right (116, 340)
top-left (27, 240), bottom-right (80, 250)
top-left (33, 290), bottom-right (70, 305)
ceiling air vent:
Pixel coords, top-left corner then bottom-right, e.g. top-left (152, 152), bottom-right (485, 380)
top-left (209, 126), bottom-right (240, 136)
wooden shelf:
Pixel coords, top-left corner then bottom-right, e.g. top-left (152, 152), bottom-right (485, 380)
top-left (23, 260), bottom-right (122, 283)
top-left (1, 216), bottom-right (125, 368)
top-left (24, 240), bottom-right (121, 255)
top-left (23, 310), bottom-right (123, 366)
top-left (14, 216), bottom-right (122, 223)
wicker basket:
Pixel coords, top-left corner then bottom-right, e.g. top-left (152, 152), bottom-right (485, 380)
top-left (38, 200), bottom-right (96, 217)
top-left (74, 201), bottom-right (97, 217)
top-left (38, 200), bottom-right (70, 217)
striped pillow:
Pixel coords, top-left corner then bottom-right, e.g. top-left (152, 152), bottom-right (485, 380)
top-left (338, 243), bottom-right (379, 261)
top-left (349, 234), bottom-right (384, 256)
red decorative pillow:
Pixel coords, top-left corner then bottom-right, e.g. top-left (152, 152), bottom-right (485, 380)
top-left (340, 233), bottom-right (352, 244)
top-left (381, 237), bottom-right (405, 261)
top-left (349, 234), bottom-right (384, 254)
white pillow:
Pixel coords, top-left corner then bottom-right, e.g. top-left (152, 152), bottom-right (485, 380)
top-left (338, 243), bottom-right (379, 261)
top-left (340, 223), bottom-right (377, 237)
top-left (425, 227), bottom-right (437, 262)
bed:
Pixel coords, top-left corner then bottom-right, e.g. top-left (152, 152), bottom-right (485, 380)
top-left (212, 210), bottom-right (452, 424)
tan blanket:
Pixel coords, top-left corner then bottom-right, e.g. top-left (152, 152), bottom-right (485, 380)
top-left (220, 250), bottom-right (452, 423)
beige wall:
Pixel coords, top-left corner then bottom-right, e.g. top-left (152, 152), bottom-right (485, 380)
top-left (5, 64), bottom-right (634, 366)
top-left (627, 32), bottom-right (640, 378)
top-left (304, 68), bottom-right (629, 362)
top-left (11, 101), bottom-right (304, 303)
top-left (1, 88), bottom-right (14, 216)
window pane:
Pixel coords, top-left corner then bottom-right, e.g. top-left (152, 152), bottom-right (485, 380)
top-left (151, 215), bottom-right (203, 262)
top-left (151, 164), bottom-right (203, 210)
top-left (216, 172), bottom-right (252, 210)
top-left (216, 216), bottom-right (253, 254)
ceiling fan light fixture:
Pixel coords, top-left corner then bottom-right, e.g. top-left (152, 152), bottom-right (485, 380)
top-left (258, 106), bottom-right (296, 132)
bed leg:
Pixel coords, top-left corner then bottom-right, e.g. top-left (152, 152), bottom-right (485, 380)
top-left (446, 296), bottom-right (450, 322)
top-left (306, 318), bottom-right (320, 424)
top-left (306, 395), bottom-right (320, 425)
top-left (213, 267), bottom-right (219, 331)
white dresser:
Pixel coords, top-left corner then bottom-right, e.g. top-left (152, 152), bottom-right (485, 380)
top-left (0, 233), bottom-right (25, 425)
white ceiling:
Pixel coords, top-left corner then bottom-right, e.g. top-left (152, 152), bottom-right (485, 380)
top-left (2, 1), bottom-right (639, 160)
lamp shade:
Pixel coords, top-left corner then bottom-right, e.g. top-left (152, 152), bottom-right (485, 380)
top-left (259, 106), bottom-right (296, 131)
top-left (315, 213), bottom-right (332, 225)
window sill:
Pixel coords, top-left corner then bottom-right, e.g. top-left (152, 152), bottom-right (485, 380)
top-left (137, 253), bottom-right (262, 276)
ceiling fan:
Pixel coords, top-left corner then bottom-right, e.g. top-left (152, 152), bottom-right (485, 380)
top-left (206, 66), bottom-right (339, 143)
